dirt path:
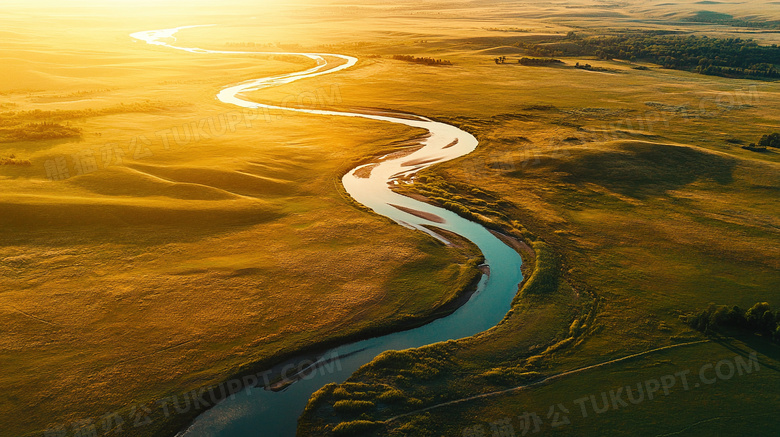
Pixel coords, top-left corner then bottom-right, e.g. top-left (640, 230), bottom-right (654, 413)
top-left (385, 339), bottom-right (710, 422)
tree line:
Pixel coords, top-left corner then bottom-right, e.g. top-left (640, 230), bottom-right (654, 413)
top-left (516, 31), bottom-right (780, 79)
top-left (686, 302), bottom-right (780, 343)
top-left (1, 153), bottom-right (32, 166)
top-left (392, 55), bottom-right (452, 66)
top-left (518, 57), bottom-right (563, 66)
top-left (492, 56), bottom-right (564, 65)
top-left (0, 121), bottom-right (81, 143)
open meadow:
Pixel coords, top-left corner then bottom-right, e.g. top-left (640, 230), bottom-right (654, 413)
top-left (1, 0), bottom-right (779, 436)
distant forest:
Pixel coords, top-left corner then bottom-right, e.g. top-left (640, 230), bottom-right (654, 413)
top-left (518, 31), bottom-right (780, 79)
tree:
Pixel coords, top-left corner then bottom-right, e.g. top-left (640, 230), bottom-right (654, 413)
top-left (758, 133), bottom-right (780, 148)
top-left (746, 302), bottom-right (772, 330)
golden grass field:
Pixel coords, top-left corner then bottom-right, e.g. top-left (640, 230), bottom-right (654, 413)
top-left (2, 0), bottom-right (779, 436)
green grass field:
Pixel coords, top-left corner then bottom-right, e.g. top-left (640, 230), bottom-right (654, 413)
top-left (292, 1), bottom-right (780, 435)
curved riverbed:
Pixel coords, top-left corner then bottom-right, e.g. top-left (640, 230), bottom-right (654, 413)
top-left (131, 26), bottom-right (524, 437)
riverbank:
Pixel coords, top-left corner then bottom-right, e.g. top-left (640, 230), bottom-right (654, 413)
top-left (297, 103), bottom-right (780, 434)
top-left (154, 239), bottom-right (484, 437)
top-left (162, 21), bottom-right (527, 433)
top-left (297, 213), bottom-right (593, 434)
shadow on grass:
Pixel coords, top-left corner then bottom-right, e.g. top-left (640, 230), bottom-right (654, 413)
top-left (510, 141), bottom-right (738, 199)
top-left (710, 332), bottom-right (780, 373)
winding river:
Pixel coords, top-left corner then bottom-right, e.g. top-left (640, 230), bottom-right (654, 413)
top-left (130, 26), bottom-right (524, 437)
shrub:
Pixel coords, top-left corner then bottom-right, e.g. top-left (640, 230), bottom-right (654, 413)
top-left (376, 388), bottom-right (405, 403)
top-left (333, 400), bottom-right (375, 414)
top-left (520, 241), bottom-right (559, 296)
top-left (332, 420), bottom-right (382, 436)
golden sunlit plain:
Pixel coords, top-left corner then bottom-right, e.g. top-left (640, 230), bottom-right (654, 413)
top-left (1, 1), bottom-right (779, 436)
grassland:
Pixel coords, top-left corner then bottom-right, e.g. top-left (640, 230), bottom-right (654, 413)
top-left (0, 5), bottom-right (487, 437)
top-left (288, 1), bottom-right (780, 436)
top-left (2, 0), bottom-right (780, 436)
